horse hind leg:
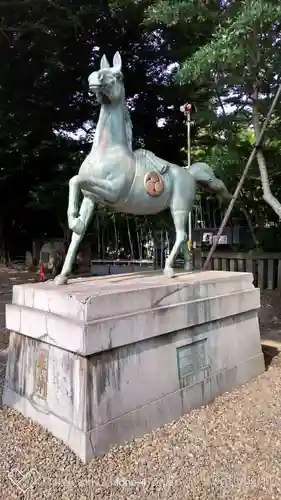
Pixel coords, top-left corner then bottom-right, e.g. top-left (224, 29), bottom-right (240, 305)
top-left (54, 197), bottom-right (95, 285)
top-left (164, 209), bottom-right (189, 278)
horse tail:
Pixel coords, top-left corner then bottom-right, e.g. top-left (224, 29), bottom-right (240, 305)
top-left (187, 162), bottom-right (232, 201)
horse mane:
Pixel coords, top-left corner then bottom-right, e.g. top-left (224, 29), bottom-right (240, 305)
top-left (124, 102), bottom-right (133, 150)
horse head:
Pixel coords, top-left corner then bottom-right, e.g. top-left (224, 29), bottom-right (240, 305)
top-left (88, 51), bottom-right (125, 105)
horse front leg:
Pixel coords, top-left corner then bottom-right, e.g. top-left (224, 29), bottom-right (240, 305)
top-left (54, 197), bottom-right (95, 285)
top-left (67, 175), bottom-right (85, 235)
top-left (68, 175), bottom-right (121, 233)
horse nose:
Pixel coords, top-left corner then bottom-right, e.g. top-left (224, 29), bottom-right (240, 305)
top-left (98, 73), bottom-right (104, 83)
top-left (88, 72), bottom-right (100, 90)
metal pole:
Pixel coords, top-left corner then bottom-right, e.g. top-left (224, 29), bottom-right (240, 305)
top-left (203, 81), bottom-right (281, 270)
top-left (187, 111), bottom-right (191, 238)
top-left (180, 102), bottom-right (196, 271)
top-left (186, 110), bottom-right (193, 270)
top-left (186, 112), bottom-right (193, 271)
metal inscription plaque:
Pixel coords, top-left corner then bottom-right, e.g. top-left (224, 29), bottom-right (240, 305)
top-left (35, 348), bottom-right (49, 400)
top-left (177, 339), bottom-right (209, 389)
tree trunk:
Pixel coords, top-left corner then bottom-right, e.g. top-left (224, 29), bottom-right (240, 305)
top-left (32, 239), bottom-right (42, 266)
top-left (0, 220), bottom-right (6, 264)
top-left (252, 94), bottom-right (281, 218)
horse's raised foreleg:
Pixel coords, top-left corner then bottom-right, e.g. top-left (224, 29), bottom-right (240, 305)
top-left (68, 175), bottom-right (85, 235)
top-left (54, 196), bottom-right (95, 285)
top-left (164, 209), bottom-right (189, 278)
top-left (68, 176), bottom-right (120, 235)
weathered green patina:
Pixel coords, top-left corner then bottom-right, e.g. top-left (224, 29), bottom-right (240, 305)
top-left (55, 52), bottom-right (231, 285)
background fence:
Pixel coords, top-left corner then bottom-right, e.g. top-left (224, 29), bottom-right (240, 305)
top-left (91, 253), bottom-right (281, 291)
top-left (201, 252), bottom-right (281, 290)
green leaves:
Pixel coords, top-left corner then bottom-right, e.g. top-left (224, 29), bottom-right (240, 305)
top-left (145, 0), bottom-right (214, 26)
top-left (179, 0), bottom-right (281, 85)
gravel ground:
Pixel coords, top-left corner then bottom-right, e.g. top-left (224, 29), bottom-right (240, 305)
top-left (0, 272), bottom-right (281, 499)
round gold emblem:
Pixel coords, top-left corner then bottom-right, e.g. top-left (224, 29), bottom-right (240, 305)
top-left (144, 172), bottom-right (164, 197)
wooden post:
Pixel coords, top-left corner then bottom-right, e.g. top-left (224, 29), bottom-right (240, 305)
top-left (277, 260), bottom-right (281, 290)
top-left (267, 259), bottom-right (274, 290)
top-left (257, 260), bottom-right (264, 289)
top-left (193, 241), bottom-right (202, 270)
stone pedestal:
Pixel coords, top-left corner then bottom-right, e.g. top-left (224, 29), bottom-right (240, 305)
top-left (3, 270), bottom-right (264, 463)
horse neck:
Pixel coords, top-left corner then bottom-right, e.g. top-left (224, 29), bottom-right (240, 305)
top-left (91, 101), bottom-right (130, 152)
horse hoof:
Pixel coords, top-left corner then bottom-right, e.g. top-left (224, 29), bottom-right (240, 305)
top-left (54, 274), bottom-right (68, 285)
top-left (164, 267), bottom-right (175, 278)
top-left (69, 218), bottom-right (85, 235)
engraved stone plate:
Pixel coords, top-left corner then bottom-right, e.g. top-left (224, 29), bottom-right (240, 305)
top-left (35, 348), bottom-right (49, 400)
top-left (46, 348), bottom-right (74, 421)
top-left (177, 339), bottom-right (209, 389)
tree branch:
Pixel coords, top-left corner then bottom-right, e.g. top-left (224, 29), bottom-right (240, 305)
top-left (0, 0), bottom-right (45, 6)
top-left (249, 171), bottom-right (281, 181)
top-left (203, 82), bottom-right (281, 269)
top-left (216, 91), bottom-right (227, 117)
top-left (252, 91), bottom-right (281, 218)
top-left (1, 24), bottom-right (50, 33)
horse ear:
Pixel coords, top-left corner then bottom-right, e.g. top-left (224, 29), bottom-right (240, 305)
top-left (113, 51), bottom-right (122, 72)
top-left (100, 54), bottom-right (110, 70)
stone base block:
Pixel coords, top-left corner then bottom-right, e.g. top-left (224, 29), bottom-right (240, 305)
top-left (3, 270), bottom-right (264, 463)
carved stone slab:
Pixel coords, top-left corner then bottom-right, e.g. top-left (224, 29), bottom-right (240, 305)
top-left (35, 348), bottom-right (49, 400)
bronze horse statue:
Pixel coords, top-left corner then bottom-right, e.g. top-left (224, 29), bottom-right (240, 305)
top-left (55, 51), bottom-right (231, 284)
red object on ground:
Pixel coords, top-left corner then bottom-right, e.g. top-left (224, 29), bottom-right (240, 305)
top-left (39, 263), bottom-right (45, 281)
